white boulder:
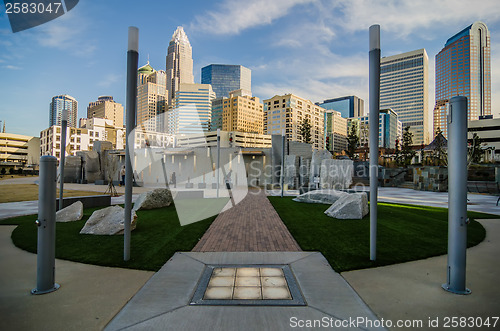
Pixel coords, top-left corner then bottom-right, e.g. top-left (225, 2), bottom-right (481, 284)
top-left (133, 188), bottom-right (173, 211)
top-left (293, 189), bottom-right (349, 205)
top-left (324, 192), bottom-right (369, 219)
top-left (80, 205), bottom-right (137, 235)
top-left (56, 201), bottom-right (83, 222)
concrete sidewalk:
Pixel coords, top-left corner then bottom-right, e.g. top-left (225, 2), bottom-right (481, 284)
top-left (0, 226), bottom-right (154, 331)
top-left (343, 218), bottom-right (500, 330)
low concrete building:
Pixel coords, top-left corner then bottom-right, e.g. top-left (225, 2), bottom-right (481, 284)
top-left (468, 117), bottom-right (500, 162)
top-left (0, 132), bottom-right (40, 171)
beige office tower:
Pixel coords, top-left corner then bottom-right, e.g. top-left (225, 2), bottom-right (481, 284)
top-left (166, 26), bottom-right (194, 105)
top-left (86, 96), bottom-right (124, 128)
top-left (222, 89), bottom-right (264, 134)
top-left (136, 62), bottom-right (168, 132)
top-left (263, 94), bottom-right (325, 149)
top-left (380, 49), bottom-right (429, 145)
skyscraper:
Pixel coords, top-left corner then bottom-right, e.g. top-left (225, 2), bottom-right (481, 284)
top-left (434, 21), bottom-right (491, 138)
top-left (317, 96), bottom-right (364, 118)
top-left (86, 96), bottom-right (124, 128)
top-left (166, 26), bottom-right (194, 105)
top-left (168, 83), bottom-right (215, 135)
top-left (201, 64), bottom-right (251, 99)
top-left (49, 94), bottom-right (78, 128)
top-left (380, 49), bottom-right (429, 145)
top-left (137, 62), bottom-right (168, 132)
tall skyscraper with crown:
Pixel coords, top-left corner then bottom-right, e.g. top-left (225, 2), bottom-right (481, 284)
top-left (166, 26), bottom-right (194, 105)
top-left (434, 21), bottom-right (491, 139)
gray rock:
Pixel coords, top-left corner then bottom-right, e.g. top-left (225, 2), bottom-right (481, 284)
top-left (80, 205), bottom-right (137, 235)
top-left (293, 189), bottom-right (348, 204)
top-left (133, 188), bottom-right (173, 211)
top-left (56, 201), bottom-right (83, 222)
top-left (324, 192), bottom-right (368, 219)
top-left (319, 159), bottom-right (354, 190)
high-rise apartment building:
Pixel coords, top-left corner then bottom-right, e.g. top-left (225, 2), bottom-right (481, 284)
top-left (86, 96), bottom-right (124, 128)
top-left (317, 96), bottom-right (364, 118)
top-left (324, 110), bottom-right (347, 154)
top-left (166, 26), bottom-right (194, 105)
top-left (201, 64), bottom-right (251, 99)
top-left (222, 89), bottom-right (263, 134)
top-left (49, 94), bottom-right (78, 128)
top-left (136, 62), bottom-right (168, 132)
top-left (380, 49), bottom-right (429, 145)
top-left (168, 83), bottom-right (215, 135)
top-left (264, 94), bottom-right (324, 149)
top-left (434, 21), bottom-right (491, 138)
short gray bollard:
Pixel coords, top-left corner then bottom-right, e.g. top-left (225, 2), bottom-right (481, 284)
top-left (31, 155), bottom-right (60, 295)
top-left (442, 96), bottom-right (471, 295)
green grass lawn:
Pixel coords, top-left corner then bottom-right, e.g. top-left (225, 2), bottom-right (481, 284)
top-left (0, 202), bottom-right (217, 271)
top-left (268, 197), bottom-right (497, 273)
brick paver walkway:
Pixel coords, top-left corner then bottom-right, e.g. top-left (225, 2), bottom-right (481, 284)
top-left (192, 189), bottom-right (301, 252)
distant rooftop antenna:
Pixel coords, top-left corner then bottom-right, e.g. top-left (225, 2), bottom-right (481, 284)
top-left (2, 120), bottom-right (5, 133)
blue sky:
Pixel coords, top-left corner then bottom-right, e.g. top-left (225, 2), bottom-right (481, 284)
top-left (1, 0), bottom-right (500, 136)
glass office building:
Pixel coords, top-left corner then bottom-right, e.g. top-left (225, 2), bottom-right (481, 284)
top-left (380, 49), bottom-right (429, 145)
top-left (434, 21), bottom-right (491, 139)
top-left (201, 64), bottom-right (251, 99)
top-left (168, 83), bottom-right (215, 135)
top-left (49, 94), bottom-right (78, 128)
top-left (317, 96), bottom-right (364, 119)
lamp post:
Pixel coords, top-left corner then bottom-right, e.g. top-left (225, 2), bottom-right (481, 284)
top-left (59, 108), bottom-right (68, 210)
top-left (442, 96), bottom-right (470, 295)
top-left (369, 24), bottom-right (380, 261)
top-left (281, 131), bottom-right (285, 198)
top-left (217, 128), bottom-right (221, 198)
top-left (124, 26), bottom-right (138, 261)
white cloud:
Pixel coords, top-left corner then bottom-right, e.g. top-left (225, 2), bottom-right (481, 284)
top-left (35, 9), bottom-right (95, 57)
top-left (3, 65), bottom-right (21, 70)
top-left (190, 0), bottom-right (317, 35)
top-left (98, 73), bottom-right (121, 88)
top-left (334, 0), bottom-right (500, 37)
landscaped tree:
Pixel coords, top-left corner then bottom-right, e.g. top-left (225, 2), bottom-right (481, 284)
top-left (346, 122), bottom-right (359, 159)
top-left (401, 126), bottom-right (416, 166)
top-left (298, 118), bottom-right (312, 144)
top-left (468, 132), bottom-right (485, 164)
top-left (433, 127), bottom-right (447, 166)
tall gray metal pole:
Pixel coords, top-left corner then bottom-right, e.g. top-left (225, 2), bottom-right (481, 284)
top-left (280, 133), bottom-right (285, 198)
top-left (217, 128), bottom-right (221, 198)
top-left (58, 109), bottom-right (67, 210)
top-left (442, 96), bottom-right (470, 295)
top-left (124, 26), bottom-right (138, 261)
top-left (369, 24), bottom-right (380, 261)
top-left (32, 156), bottom-right (60, 294)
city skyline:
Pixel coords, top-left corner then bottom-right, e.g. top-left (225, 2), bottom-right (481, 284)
top-left (1, 1), bottom-right (500, 137)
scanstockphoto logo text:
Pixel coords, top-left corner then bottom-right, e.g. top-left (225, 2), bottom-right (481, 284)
top-left (2, 0), bottom-right (79, 33)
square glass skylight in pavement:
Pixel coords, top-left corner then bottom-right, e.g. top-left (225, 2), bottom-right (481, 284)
top-left (190, 265), bottom-right (306, 306)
